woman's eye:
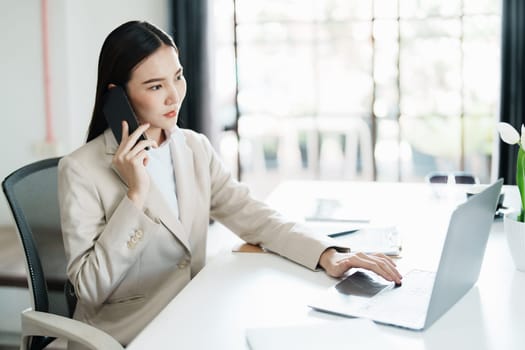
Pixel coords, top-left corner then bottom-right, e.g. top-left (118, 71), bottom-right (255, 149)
top-left (150, 85), bottom-right (162, 91)
top-left (176, 75), bottom-right (183, 81)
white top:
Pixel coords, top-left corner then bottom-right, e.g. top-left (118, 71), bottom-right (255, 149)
top-left (146, 135), bottom-right (179, 219)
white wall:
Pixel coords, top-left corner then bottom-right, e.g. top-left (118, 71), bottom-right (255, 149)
top-left (0, 0), bottom-right (171, 225)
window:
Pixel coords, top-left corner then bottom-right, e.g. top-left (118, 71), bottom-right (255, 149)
top-left (212, 0), bottom-right (501, 191)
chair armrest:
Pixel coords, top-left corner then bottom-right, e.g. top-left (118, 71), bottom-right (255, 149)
top-left (20, 309), bottom-right (124, 350)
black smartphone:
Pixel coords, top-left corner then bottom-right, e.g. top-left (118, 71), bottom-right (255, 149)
top-left (102, 85), bottom-right (149, 148)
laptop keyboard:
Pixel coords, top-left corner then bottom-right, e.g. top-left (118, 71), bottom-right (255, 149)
top-left (363, 269), bottom-right (436, 326)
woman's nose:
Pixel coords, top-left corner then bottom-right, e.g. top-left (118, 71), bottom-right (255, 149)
top-left (165, 85), bottom-right (179, 105)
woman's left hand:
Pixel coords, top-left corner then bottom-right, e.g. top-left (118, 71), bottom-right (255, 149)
top-left (319, 248), bottom-right (403, 285)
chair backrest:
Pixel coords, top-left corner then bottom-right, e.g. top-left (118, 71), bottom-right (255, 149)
top-left (2, 157), bottom-right (75, 350)
top-left (425, 171), bottom-right (479, 185)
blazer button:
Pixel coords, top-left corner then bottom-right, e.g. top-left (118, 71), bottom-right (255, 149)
top-left (177, 259), bottom-right (188, 269)
top-left (135, 229), bottom-right (144, 239)
top-left (127, 240), bottom-right (136, 249)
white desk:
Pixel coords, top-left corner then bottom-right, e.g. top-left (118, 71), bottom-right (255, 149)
top-left (127, 181), bottom-right (525, 350)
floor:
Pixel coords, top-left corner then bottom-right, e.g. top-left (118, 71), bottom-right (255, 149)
top-left (0, 225), bottom-right (26, 349)
top-left (0, 225), bottom-right (68, 349)
top-left (0, 332), bottom-right (19, 350)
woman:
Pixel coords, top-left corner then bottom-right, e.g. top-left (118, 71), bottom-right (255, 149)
top-left (58, 20), bottom-right (401, 348)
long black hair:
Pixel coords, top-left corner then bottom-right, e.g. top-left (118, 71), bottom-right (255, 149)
top-left (86, 21), bottom-right (177, 142)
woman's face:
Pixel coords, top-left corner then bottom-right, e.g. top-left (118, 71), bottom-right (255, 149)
top-left (126, 44), bottom-right (186, 144)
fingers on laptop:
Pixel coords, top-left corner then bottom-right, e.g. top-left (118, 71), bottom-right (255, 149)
top-left (346, 252), bottom-right (403, 285)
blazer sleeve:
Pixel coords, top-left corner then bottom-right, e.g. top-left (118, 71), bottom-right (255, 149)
top-left (58, 156), bottom-right (162, 307)
top-left (202, 135), bottom-right (349, 270)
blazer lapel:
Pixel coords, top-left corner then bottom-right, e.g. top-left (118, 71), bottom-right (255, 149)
top-left (104, 129), bottom-right (192, 252)
top-left (144, 183), bottom-right (191, 252)
top-left (169, 128), bottom-right (197, 241)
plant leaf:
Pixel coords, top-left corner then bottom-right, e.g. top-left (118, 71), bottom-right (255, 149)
top-left (521, 124), bottom-right (525, 150)
top-left (497, 122), bottom-right (520, 145)
top-left (517, 148), bottom-right (525, 222)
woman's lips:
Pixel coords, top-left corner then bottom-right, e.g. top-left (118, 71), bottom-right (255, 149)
top-left (163, 110), bottom-right (177, 118)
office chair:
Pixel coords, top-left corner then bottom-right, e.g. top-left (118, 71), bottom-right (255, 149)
top-left (2, 157), bottom-right (123, 350)
top-left (425, 171), bottom-right (479, 185)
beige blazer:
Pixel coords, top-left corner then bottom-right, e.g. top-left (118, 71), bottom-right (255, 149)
top-left (58, 128), bottom-right (342, 347)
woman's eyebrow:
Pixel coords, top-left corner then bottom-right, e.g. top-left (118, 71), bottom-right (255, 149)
top-left (141, 68), bottom-right (183, 85)
top-left (142, 77), bottom-right (165, 84)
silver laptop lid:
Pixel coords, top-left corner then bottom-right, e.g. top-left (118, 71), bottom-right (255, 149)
top-left (424, 179), bottom-right (503, 328)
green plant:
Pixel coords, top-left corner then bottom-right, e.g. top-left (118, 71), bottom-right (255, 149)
top-left (497, 122), bottom-right (525, 222)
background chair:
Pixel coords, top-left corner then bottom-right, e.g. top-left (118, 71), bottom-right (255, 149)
top-left (2, 157), bottom-right (122, 350)
top-left (425, 171), bottom-right (479, 185)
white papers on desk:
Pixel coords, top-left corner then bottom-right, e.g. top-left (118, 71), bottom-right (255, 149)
top-left (337, 226), bottom-right (401, 256)
top-left (246, 319), bottom-right (398, 350)
top-left (305, 222), bottom-right (402, 256)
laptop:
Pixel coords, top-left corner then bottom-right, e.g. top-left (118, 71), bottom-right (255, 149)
top-left (309, 179), bottom-right (503, 330)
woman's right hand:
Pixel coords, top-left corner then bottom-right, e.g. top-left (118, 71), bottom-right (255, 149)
top-left (319, 248), bottom-right (402, 285)
top-left (112, 121), bottom-right (158, 209)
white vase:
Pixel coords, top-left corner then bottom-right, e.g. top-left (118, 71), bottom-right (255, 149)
top-left (504, 212), bottom-right (525, 272)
